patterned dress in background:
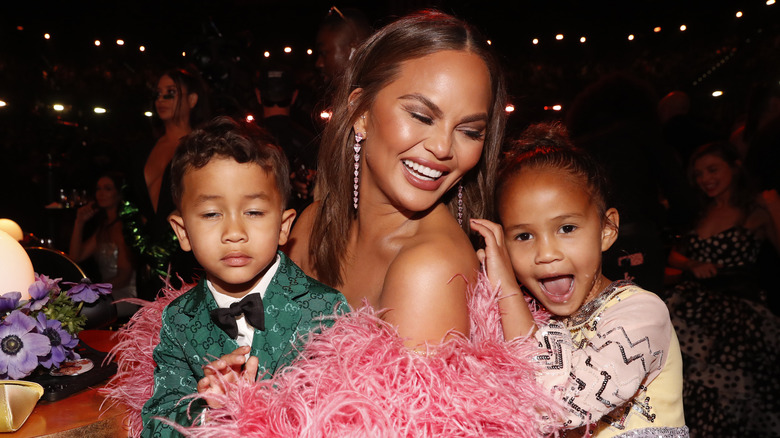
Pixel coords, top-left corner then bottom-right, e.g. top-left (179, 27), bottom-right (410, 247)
top-left (664, 227), bottom-right (780, 437)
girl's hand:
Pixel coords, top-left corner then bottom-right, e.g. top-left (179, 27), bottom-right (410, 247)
top-left (197, 346), bottom-right (259, 409)
top-left (75, 202), bottom-right (98, 225)
top-left (690, 261), bottom-right (719, 279)
top-left (470, 218), bottom-right (536, 339)
top-left (470, 218), bottom-right (521, 297)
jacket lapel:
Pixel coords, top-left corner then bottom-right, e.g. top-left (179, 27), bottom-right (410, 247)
top-left (179, 280), bottom-right (240, 365)
top-left (250, 252), bottom-right (304, 374)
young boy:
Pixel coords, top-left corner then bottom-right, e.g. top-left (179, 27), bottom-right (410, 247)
top-left (141, 116), bottom-right (347, 436)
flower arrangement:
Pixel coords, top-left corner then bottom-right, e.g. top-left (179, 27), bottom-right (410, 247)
top-left (0, 274), bottom-right (112, 379)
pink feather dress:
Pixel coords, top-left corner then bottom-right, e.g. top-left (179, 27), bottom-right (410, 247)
top-left (101, 273), bottom-right (565, 437)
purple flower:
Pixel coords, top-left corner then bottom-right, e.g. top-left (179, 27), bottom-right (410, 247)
top-left (24, 277), bottom-right (53, 311)
top-left (34, 313), bottom-right (78, 369)
top-left (0, 311), bottom-right (51, 379)
top-left (34, 273), bottom-right (61, 292)
top-left (0, 292), bottom-right (21, 313)
top-left (63, 278), bottom-right (112, 303)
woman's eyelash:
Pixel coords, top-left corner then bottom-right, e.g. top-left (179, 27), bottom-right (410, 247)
top-left (410, 112), bottom-right (433, 125)
top-left (463, 130), bottom-right (484, 140)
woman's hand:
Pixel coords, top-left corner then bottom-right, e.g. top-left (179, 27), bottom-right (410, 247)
top-left (470, 218), bottom-right (536, 339)
top-left (689, 261), bottom-right (719, 279)
top-left (197, 346), bottom-right (259, 409)
top-left (75, 202), bottom-right (98, 225)
top-left (470, 219), bottom-right (521, 297)
top-left (759, 188), bottom-right (780, 210)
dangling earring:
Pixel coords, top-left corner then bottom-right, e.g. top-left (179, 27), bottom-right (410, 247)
top-left (353, 131), bottom-right (364, 210)
top-left (457, 183), bottom-right (464, 226)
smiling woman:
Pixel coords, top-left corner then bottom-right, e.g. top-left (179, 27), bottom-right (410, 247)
top-left (287, 9), bottom-right (506, 349)
top-left (103, 11), bottom-right (565, 437)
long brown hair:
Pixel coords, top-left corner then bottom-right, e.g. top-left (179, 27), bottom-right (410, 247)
top-left (311, 10), bottom-right (507, 287)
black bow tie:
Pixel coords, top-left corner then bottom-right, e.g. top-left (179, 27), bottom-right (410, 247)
top-left (209, 293), bottom-right (265, 339)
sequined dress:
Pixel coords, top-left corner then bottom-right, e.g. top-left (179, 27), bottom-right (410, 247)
top-left (96, 241), bottom-right (137, 318)
top-left (664, 227), bottom-right (780, 437)
top-left (534, 280), bottom-right (689, 437)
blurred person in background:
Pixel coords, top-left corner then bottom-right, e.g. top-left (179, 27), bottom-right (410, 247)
top-left (69, 171), bottom-right (139, 319)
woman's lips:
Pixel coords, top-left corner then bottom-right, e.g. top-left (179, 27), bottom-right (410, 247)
top-left (538, 275), bottom-right (574, 303)
top-left (400, 159), bottom-right (448, 191)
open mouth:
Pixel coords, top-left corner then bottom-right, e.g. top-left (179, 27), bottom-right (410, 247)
top-left (538, 275), bottom-right (574, 303)
top-left (402, 159), bottom-right (444, 181)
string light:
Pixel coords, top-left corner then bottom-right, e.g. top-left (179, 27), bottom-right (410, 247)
top-left (555, 34), bottom-right (564, 40)
top-left (116, 39), bottom-right (124, 46)
top-left (0, 100), bottom-right (7, 107)
top-left (93, 107), bottom-right (106, 114)
top-left (767, 0), bottom-right (775, 6)
top-left (712, 90), bottom-right (723, 97)
top-left (628, 34), bottom-right (635, 41)
top-left (580, 36), bottom-right (586, 43)
top-left (307, 49), bottom-right (313, 55)
top-left (487, 40), bottom-right (492, 45)
top-left (284, 46), bottom-right (292, 53)
top-left (44, 33), bottom-right (51, 40)
top-left (263, 51), bottom-right (271, 58)
top-left (139, 46), bottom-right (145, 52)
top-left (53, 104), bottom-right (64, 111)
top-left (505, 104), bottom-right (515, 113)
top-left (736, 11), bottom-right (743, 18)
top-left (94, 40), bottom-right (101, 46)
top-left (654, 27), bottom-right (662, 33)
top-left (532, 38), bottom-right (539, 45)
top-left (680, 24), bottom-right (687, 31)
top-left (246, 114), bottom-right (255, 122)
top-left (144, 111), bottom-right (153, 117)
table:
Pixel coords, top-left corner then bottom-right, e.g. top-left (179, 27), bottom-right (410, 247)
top-left (6, 330), bottom-right (129, 437)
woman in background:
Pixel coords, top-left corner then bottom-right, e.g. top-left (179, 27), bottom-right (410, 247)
top-left (664, 141), bottom-right (780, 437)
top-left (127, 67), bottom-right (210, 299)
top-left (69, 171), bottom-right (138, 319)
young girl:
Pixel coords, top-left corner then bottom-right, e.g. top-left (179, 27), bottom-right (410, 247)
top-left (471, 122), bottom-right (688, 437)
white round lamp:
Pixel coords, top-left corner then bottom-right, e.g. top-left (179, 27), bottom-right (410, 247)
top-left (0, 230), bottom-right (34, 300)
top-left (0, 218), bottom-right (23, 241)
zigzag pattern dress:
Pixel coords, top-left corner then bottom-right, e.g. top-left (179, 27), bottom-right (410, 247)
top-left (535, 280), bottom-right (689, 437)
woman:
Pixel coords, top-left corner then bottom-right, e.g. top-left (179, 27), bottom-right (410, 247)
top-left (128, 67), bottom-right (210, 299)
top-left (664, 141), bottom-right (780, 437)
top-left (104, 12), bottom-right (564, 437)
top-left (287, 10), bottom-right (505, 348)
top-left (69, 172), bottom-right (138, 318)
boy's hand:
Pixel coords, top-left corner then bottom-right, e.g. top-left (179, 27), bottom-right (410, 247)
top-left (197, 346), bottom-right (259, 409)
top-left (470, 219), bottom-right (521, 297)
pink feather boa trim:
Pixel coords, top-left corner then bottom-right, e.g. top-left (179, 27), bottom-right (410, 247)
top-left (100, 281), bottom-right (193, 435)
top-left (102, 272), bottom-right (565, 437)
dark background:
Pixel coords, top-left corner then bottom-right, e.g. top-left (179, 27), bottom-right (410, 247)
top-left (1, 0), bottom-right (779, 244)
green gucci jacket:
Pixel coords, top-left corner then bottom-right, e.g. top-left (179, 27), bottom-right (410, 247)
top-left (140, 251), bottom-right (347, 437)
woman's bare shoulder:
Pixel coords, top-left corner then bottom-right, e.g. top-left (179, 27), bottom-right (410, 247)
top-left (379, 220), bottom-right (476, 345)
top-left (386, 217), bottom-right (479, 296)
